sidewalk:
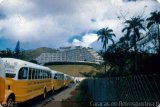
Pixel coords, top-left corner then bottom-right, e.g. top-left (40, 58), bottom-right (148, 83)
top-left (43, 84), bottom-right (77, 107)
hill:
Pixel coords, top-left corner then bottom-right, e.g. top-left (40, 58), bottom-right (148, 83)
top-left (47, 64), bottom-right (97, 77)
top-left (23, 47), bottom-right (56, 61)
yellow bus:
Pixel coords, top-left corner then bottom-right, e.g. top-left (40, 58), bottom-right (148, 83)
top-left (51, 70), bottom-right (64, 92)
top-left (63, 74), bottom-right (71, 88)
top-left (0, 58), bottom-right (5, 105)
top-left (1, 58), bottom-right (52, 105)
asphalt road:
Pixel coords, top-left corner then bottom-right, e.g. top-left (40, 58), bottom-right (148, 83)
top-left (18, 83), bottom-right (77, 107)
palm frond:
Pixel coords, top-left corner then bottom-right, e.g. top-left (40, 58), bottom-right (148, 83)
top-left (122, 27), bottom-right (128, 32)
top-left (110, 39), bottom-right (114, 44)
top-left (147, 21), bottom-right (155, 29)
top-left (107, 29), bottom-right (113, 32)
top-left (110, 33), bottom-right (116, 37)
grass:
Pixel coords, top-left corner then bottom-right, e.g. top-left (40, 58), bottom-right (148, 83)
top-left (47, 64), bottom-right (96, 77)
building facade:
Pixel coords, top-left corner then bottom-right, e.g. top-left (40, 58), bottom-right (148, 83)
top-left (35, 46), bottom-right (103, 64)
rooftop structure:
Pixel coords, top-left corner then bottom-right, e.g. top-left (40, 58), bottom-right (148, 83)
top-left (35, 46), bottom-right (103, 65)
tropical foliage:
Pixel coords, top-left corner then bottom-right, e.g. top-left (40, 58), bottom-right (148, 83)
top-left (96, 10), bottom-right (160, 77)
top-left (97, 27), bottom-right (116, 52)
top-left (147, 11), bottom-right (160, 53)
top-left (122, 17), bottom-right (145, 73)
top-left (97, 27), bottom-right (116, 73)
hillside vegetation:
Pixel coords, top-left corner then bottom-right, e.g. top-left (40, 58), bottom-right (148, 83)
top-left (47, 64), bottom-right (97, 77)
top-left (24, 47), bottom-right (56, 61)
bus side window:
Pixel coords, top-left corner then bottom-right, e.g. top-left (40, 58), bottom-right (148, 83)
top-left (35, 69), bottom-right (37, 79)
top-left (47, 71), bottom-right (49, 79)
top-left (60, 74), bottom-right (62, 80)
top-left (32, 69), bottom-right (35, 79)
top-left (54, 74), bottom-right (57, 79)
top-left (57, 74), bottom-right (60, 80)
top-left (28, 68), bottom-right (32, 80)
top-left (46, 71), bottom-right (49, 79)
top-left (42, 70), bottom-right (44, 79)
top-left (37, 69), bottom-right (39, 79)
top-left (36, 69), bottom-right (39, 79)
top-left (44, 71), bottom-right (47, 79)
top-left (48, 71), bottom-right (51, 78)
top-left (58, 74), bottom-right (61, 80)
top-left (43, 70), bottom-right (46, 79)
top-left (62, 74), bottom-right (64, 80)
top-left (50, 72), bottom-right (52, 78)
top-left (18, 67), bottom-right (28, 80)
top-left (38, 69), bottom-right (41, 79)
top-left (40, 70), bottom-right (43, 79)
top-left (50, 73), bottom-right (52, 78)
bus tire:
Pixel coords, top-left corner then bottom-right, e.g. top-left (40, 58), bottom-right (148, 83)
top-left (7, 94), bottom-right (15, 107)
top-left (43, 88), bottom-right (46, 99)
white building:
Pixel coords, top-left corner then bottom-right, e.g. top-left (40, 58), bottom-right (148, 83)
top-left (35, 46), bottom-right (103, 64)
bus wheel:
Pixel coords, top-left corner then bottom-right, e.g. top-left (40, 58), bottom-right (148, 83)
top-left (7, 95), bottom-right (15, 107)
top-left (43, 88), bottom-right (46, 99)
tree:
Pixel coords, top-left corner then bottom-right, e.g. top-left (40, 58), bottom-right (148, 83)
top-left (147, 11), bottom-right (160, 53)
top-left (97, 27), bottom-right (116, 52)
top-left (0, 49), bottom-right (14, 57)
top-left (122, 17), bottom-right (145, 73)
top-left (15, 41), bottom-right (20, 58)
top-left (6, 48), bottom-right (13, 57)
top-left (97, 27), bottom-right (116, 73)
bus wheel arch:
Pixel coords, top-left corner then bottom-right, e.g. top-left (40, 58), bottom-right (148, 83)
top-left (7, 93), bottom-right (15, 107)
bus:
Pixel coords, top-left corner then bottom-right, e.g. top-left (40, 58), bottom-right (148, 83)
top-left (1, 58), bottom-right (52, 105)
top-left (63, 74), bottom-right (71, 88)
top-left (0, 58), bottom-right (5, 105)
top-left (51, 70), bottom-right (64, 92)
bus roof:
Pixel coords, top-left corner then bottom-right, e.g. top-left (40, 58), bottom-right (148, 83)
top-left (2, 58), bottom-right (51, 74)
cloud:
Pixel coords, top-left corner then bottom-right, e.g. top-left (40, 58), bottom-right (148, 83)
top-left (72, 33), bottom-right (98, 47)
top-left (0, 0), bottom-right (159, 50)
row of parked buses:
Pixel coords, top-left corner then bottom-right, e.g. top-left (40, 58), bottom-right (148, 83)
top-left (0, 58), bottom-right (74, 106)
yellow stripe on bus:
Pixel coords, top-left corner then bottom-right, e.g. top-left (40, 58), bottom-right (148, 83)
top-left (0, 77), bottom-right (5, 103)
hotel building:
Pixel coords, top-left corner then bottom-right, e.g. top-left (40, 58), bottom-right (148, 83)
top-left (35, 46), bottom-right (103, 64)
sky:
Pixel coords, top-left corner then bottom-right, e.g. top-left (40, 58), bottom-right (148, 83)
top-left (0, 0), bottom-right (160, 50)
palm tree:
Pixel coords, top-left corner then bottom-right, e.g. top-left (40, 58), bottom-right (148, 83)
top-left (147, 11), bottom-right (160, 53)
top-left (122, 17), bottom-right (145, 73)
top-left (97, 27), bottom-right (116, 52)
top-left (97, 27), bottom-right (116, 73)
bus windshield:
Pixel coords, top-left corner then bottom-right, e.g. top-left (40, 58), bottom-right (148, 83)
top-left (6, 73), bottom-right (16, 78)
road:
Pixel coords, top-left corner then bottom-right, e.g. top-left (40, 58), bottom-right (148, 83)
top-left (18, 83), bottom-right (77, 107)
top-left (42, 84), bottom-right (77, 107)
